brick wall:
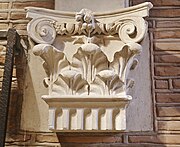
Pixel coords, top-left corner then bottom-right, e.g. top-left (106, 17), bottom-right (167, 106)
top-left (1, 0), bottom-right (180, 146)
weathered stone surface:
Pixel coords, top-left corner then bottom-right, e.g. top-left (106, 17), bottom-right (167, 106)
top-left (2, 0), bottom-right (180, 146)
top-left (25, 2), bottom-right (152, 132)
top-left (55, 0), bottom-right (127, 12)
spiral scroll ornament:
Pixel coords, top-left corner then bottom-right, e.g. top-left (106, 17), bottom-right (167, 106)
top-left (27, 17), bottom-right (56, 44)
top-left (116, 17), bottom-right (147, 43)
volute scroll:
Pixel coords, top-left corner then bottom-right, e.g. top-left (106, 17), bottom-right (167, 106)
top-left (26, 2), bottom-right (152, 131)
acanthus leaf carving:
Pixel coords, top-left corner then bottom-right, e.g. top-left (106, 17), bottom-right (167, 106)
top-left (33, 44), bottom-right (69, 95)
top-left (27, 2), bottom-right (152, 131)
top-left (110, 42), bottom-right (142, 84)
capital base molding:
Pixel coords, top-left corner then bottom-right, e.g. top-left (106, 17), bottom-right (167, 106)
top-left (26, 2), bottom-right (152, 132)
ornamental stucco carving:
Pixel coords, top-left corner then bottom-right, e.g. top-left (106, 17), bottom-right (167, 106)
top-left (26, 2), bottom-right (152, 131)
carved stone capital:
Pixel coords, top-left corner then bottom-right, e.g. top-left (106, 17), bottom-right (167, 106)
top-left (26, 2), bottom-right (152, 131)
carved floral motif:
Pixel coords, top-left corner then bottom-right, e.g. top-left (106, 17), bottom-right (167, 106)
top-left (26, 2), bottom-right (152, 131)
top-left (30, 8), bottom-right (146, 97)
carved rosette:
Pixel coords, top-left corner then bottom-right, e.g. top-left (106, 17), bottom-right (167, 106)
top-left (26, 2), bottom-right (152, 131)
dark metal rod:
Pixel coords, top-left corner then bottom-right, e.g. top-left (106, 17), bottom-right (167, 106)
top-left (0, 29), bottom-right (17, 147)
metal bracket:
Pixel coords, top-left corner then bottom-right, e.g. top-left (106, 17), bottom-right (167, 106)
top-left (0, 29), bottom-right (22, 147)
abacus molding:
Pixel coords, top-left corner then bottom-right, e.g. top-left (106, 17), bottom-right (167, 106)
top-left (44, 95), bottom-right (131, 131)
top-left (26, 2), bottom-right (152, 132)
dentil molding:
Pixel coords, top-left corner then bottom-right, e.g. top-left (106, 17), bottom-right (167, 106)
top-left (26, 2), bottom-right (152, 132)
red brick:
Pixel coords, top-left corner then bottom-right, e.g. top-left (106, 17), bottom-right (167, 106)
top-left (149, 0), bottom-right (180, 6)
top-left (0, 55), bottom-right (5, 64)
top-left (0, 68), bottom-right (4, 77)
top-left (10, 12), bottom-right (26, 20)
top-left (148, 20), bottom-right (153, 28)
top-left (155, 66), bottom-right (180, 76)
top-left (2, 1), bottom-right (180, 146)
top-left (156, 20), bottom-right (180, 28)
top-left (0, 3), bottom-right (8, 9)
top-left (157, 107), bottom-right (180, 117)
top-left (132, 0), bottom-right (145, 5)
top-left (0, 77), bottom-right (3, 82)
top-left (155, 54), bottom-right (180, 63)
top-left (128, 135), bottom-right (160, 144)
top-left (158, 135), bottom-right (180, 144)
top-left (0, 45), bottom-right (5, 52)
top-left (154, 42), bottom-right (180, 51)
top-left (7, 113), bottom-right (17, 130)
top-left (0, 13), bottom-right (8, 20)
top-left (156, 93), bottom-right (180, 103)
top-left (36, 134), bottom-right (59, 143)
top-left (13, 1), bottom-right (54, 9)
top-left (173, 79), bottom-right (180, 89)
top-left (0, 23), bottom-right (8, 29)
top-left (13, 23), bottom-right (28, 30)
top-left (155, 80), bottom-right (168, 89)
top-left (129, 135), bottom-right (180, 144)
top-left (11, 80), bottom-right (18, 89)
top-left (58, 136), bottom-right (122, 143)
top-left (12, 68), bottom-right (16, 77)
top-left (5, 134), bottom-right (31, 142)
top-left (158, 121), bottom-right (180, 131)
top-left (6, 90), bottom-right (22, 131)
top-left (36, 134), bottom-right (122, 143)
top-left (150, 8), bottom-right (180, 18)
top-left (8, 90), bottom-right (20, 106)
top-left (154, 30), bottom-right (180, 39)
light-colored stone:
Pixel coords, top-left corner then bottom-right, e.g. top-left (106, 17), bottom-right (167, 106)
top-left (126, 34), bottom-right (153, 131)
top-left (55, 0), bottom-right (128, 12)
top-left (23, 2), bottom-right (152, 132)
